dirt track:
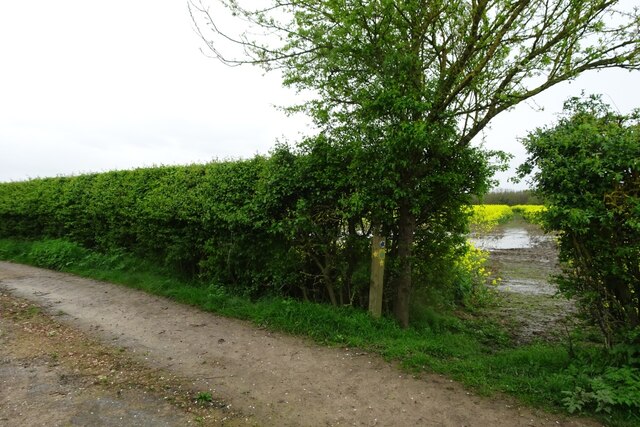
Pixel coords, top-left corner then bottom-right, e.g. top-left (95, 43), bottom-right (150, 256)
top-left (0, 261), bottom-right (599, 426)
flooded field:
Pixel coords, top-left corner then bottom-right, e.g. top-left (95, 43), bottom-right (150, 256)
top-left (470, 226), bottom-right (552, 251)
top-left (472, 216), bottom-right (577, 343)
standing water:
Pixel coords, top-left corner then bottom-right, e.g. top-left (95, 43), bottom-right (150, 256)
top-left (469, 226), bottom-right (551, 250)
top-left (469, 219), bottom-right (556, 295)
top-left (469, 216), bottom-right (575, 343)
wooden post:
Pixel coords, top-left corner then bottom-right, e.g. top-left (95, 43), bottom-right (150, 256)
top-left (368, 232), bottom-right (386, 318)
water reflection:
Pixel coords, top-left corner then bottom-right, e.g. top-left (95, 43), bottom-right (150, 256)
top-left (469, 227), bottom-right (550, 250)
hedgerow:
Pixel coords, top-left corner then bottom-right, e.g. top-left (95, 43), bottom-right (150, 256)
top-left (0, 159), bottom-right (292, 297)
top-left (0, 149), bottom-right (355, 303)
top-left (0, 142), bottom-right (496, 315)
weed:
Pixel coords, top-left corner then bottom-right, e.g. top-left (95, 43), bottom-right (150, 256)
top-left (29, 239), bottom-right (91, 271)
top-left (196, 391), bottom-right (213, 404)
top-left (23, 306), bottom-right (40, 318)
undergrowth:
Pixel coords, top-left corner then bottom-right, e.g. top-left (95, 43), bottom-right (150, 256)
top-left (0, 237), bottom-right (637, 426)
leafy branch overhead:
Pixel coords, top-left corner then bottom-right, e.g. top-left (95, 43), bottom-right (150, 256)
top-left (190, 0), bottom-right (640, 143)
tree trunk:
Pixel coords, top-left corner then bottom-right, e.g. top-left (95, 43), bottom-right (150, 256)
top-left (311, 252), bottom-right (337, 306)
top-left (323, 266), bottom-right (338, 306)
top-left (393, 200), bottom-right (416, 328)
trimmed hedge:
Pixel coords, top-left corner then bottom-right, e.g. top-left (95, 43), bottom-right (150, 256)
top-left (0, 144), bottom-right (492, 311)
top-left (0, 159), bottom-right (292, 292)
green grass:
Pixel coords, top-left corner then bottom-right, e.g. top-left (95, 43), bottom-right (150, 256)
top-left (0, 237), bottom-right (637, 426)
top-left (195, 391), bottom-right (213, 404)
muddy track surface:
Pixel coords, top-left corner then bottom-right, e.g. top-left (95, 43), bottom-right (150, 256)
top-left (477, 219), bottom-right (578, 345)
top-left (0, 262), bottom-right (599, 427)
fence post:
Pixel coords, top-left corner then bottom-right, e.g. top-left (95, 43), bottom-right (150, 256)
top-left (368, 232), bottom-right (385, 318)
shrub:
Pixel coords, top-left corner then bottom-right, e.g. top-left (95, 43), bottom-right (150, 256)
top-left (519, 95), bottom-right (640, 346)
top-left (29, 239), bottom-right (91, 270)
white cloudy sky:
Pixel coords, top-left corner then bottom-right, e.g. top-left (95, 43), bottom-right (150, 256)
top-left (1, 1), bottom-right (638, 188)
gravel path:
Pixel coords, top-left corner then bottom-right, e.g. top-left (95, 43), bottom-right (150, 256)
top-left (0, 261), bottom-right (599, 426)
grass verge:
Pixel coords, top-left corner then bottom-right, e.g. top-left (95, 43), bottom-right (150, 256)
top-left (0, 238), bottom-right (637, 426)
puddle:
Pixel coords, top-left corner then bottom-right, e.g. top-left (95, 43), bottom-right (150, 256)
top-left (469, 218), bottom-right (577, 343)
top-left (469, 220), bottom-right (559, 296)
top-left (469, 227), bottom-right (551, 250)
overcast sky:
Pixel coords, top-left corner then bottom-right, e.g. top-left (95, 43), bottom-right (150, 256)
top-left (1, 1), bottom-right (638, 189)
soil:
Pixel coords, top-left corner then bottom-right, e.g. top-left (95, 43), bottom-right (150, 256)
top-left (0, 289), bottom-right (249, 427)
top-left (478, 218), bottom-right (579, 345)
top-left (0, 261), bottom-right (599, 427)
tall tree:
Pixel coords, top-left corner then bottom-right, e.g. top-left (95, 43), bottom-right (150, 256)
top-left (190, 0), bottom-right (640, 326)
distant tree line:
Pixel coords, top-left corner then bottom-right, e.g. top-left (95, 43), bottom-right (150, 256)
top-left (473, 190), bottom-right (541, 206)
